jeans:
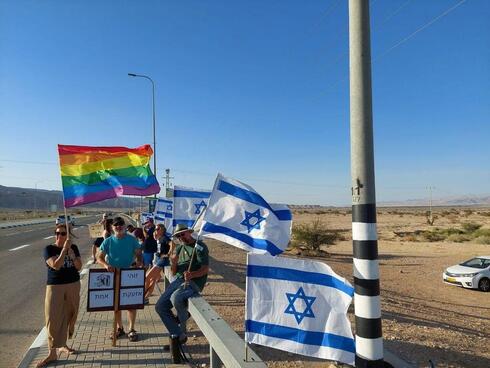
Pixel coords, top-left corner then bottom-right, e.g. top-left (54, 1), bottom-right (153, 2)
top-left (155, 277), bottom-right (199, 337)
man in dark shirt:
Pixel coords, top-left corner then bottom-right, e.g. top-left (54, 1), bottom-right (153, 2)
top-left (155, 224), bottom-right (209, 348)
top-left (142, 218), bottom-right (158, 268)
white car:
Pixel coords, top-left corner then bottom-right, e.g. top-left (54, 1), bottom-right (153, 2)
top-left (56, 215), bottom-right (75, 226)
top-left (443, 256), bottom-right (490, 292)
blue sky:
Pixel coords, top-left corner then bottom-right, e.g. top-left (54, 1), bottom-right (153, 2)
top-left (1, 0), bottom-right (489, 206)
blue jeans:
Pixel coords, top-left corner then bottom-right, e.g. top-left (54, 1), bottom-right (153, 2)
top-left (155, 277), bottom-right (199, 337)
top-left (143, 252), bottom-right (155, 267)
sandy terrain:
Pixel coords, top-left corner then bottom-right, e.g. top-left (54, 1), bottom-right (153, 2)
top-left (183, 208), bottom-right (490, 368)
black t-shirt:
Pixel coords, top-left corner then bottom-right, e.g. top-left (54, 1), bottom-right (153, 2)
top-left (143, 227), bottom-right (158, 253)
top-left (43, 244), bottom-right (81, 285)
top-left (158, 234), bottom-right (171, 255)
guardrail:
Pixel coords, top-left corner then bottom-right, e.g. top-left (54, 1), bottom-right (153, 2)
top-left (188, 296), bottom-right (266, 368)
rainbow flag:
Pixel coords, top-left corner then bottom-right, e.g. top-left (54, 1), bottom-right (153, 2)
top-left (58, 144), bottom-right (160, 207)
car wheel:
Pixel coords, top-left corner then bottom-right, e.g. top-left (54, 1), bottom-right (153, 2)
top-left (478, 278), bottom-right (490, 292)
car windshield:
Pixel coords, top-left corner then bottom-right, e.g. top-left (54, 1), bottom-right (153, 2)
top-left (459, 257), bottom-right (490, 269)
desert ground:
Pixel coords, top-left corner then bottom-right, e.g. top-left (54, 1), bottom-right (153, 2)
top-left (183, 207), bottom-right (490, 368)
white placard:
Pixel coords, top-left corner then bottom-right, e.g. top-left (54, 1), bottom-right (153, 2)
top-left (120, 269), bottom-right (145, 287)
top-left (89, 271), bottom-right (114, 289)
top-left (119, 287), bottom-right (144, 306)
top-left (89, 290), bottom-right (114, 309)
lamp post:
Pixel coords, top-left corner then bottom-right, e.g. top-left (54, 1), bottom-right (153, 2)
top-left (128, 73), bottom-right (157, 181)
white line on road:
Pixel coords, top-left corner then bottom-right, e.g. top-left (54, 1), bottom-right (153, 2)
top-left (9, 244), bottom-right (31, 251)
top-left (44, 236), bottom-right (54, 240)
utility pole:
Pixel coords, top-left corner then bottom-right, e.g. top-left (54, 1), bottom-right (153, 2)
top-left (427, 186), bottom-right (435, 225)
top-left (164, 168), bottom-right (174, 198)
top-left (349, 1), bottom-right (383, 367)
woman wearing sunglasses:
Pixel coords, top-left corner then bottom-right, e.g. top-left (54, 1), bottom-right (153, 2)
top-left (37, 224), bottom-right (82, 367)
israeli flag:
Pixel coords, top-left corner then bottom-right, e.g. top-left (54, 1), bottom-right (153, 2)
top-left (200, 174), bottom-right (292, 256)
top-left (154, 197), bottom-right (174, 237)
top-left (246, 254), bottom-right (355, 365)
top-left (173, 185), bottom-right (211, 229)
top-left (140, 212), bottom-right (154, 225)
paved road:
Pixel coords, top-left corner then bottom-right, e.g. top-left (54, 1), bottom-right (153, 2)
top-left (0, 215), bottom-right (98, 367)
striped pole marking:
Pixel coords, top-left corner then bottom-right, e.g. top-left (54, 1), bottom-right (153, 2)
top-left (352, 203), bottom-right (383, 367)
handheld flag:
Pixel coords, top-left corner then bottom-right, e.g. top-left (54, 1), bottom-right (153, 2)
top-left (173, 185), bottom-right (211, 228)
top-left (246, 254), bottom-right (355, 365)
top-left (154, 197), bottom-right (174, 237)
top-left (200, 174), bottom-right (292, 256)
top-left (58, 144), bottom-right (160, 207)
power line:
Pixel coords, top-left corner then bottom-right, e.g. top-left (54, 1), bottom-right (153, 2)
top-left (373, 0), bottom-right (467, 62)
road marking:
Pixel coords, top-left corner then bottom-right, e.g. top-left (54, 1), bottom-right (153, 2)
top-left (44, 236), bottom-right (55, 240)
top-left (29, 327), bottom-right (47, 349)
top-left (9, 244), bottom-right (31, 251)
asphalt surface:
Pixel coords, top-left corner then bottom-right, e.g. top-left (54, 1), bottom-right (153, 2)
top-left (0, 215), bottom-right (98, 367)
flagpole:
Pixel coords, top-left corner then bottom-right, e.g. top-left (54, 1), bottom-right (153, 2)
top-left (184, 208), bottom-right (207, 286)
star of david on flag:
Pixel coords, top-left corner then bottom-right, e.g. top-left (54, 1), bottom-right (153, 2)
top-left (199, 174), bottom-right (292, 256)
top-left (246, 254), bottom-right (355, 365)
top-left (194, 200), bottom-right (207, 215)
top-left (173, 185), bottom-right (211, 229)
top-left (154, 197), bottom-right (173, 237)
top-left (284, 287), bottom-right (316, 324)
top-left (241, 209), bottom-right (266, 233)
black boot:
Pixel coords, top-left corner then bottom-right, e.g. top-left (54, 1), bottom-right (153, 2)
top-left (169, 335), bottom-right (182, 364)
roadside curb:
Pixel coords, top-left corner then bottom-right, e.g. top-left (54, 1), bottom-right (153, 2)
top-left (0, 218), bottom-right (55, 229)
top-left (16, 261), bottom-right (92, 368)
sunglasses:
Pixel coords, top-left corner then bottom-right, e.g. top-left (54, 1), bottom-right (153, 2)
top-left (175, 232), bottom-right (186, 239)
top-left (55, 231), bottom-right (67, 236)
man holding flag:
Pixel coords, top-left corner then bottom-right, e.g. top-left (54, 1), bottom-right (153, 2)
top-left (155, 224), bottom-right (209, 357)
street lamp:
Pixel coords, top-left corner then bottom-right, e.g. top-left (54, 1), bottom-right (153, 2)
top-left (128, 73), bottom-right (157, 181)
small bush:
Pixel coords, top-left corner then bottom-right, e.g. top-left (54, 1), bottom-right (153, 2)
top-left (474, 236), bottom-right (490, 245)
top-left (447, 234), bottom-right (470, 243)
top-left (472, 228), bottom-right (490, 238)
top-left (292, 219), bottom-right (343, 251)
top-left (461, 222), bottom-right (482, 233)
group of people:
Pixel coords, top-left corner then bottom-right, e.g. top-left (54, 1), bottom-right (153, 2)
top-left (37, 213), bottom-right (209, 367)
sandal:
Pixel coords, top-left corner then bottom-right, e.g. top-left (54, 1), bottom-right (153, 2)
top-left (109, 327), bottom-right (125, 340)
top-left (128, 329), bottom-right (139, 342)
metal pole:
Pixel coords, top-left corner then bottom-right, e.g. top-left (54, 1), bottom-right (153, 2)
top-left (128, 73), bottom-right (157, 186)
top-left (348, 1), bottom-right (383, 367)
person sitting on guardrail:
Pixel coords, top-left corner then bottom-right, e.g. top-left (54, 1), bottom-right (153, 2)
top-left (37, 223), bottom-right (82, 368)
top-left (155, 224), bottom-right (209, 349)
top-left (97, 216), bottom-right (143, 342)
top-left (144, 224), bottom-right (173, 300)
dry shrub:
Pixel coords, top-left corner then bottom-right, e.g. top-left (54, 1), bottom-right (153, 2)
top-left (291, 219), bottom-right (344, 251)
top-left (474, 236), bottom-right (490, 245)
top-left (447, 234), bottom-right (470, 243)
top-left (461, 222), bottom-right (482, 233)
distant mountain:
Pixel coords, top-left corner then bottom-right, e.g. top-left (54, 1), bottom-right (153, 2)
top-left (378, 195), bottom-right (490, 207)
top-left (0, 185), bottom-right (150, 211)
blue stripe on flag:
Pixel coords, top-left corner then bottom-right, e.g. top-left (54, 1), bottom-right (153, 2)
top-left (245, 320), bottom-right (355, 353)
top-left (156, 211), bottom-right (172, 218)
top-left (173, 219), bottom-right (195, 227)
top-left (174, 189), bottom-right (211, 198)
top-left (158, 198), bottom-right (172, 203)
top-left (247, 265), bottom-right (354, 296)
top-left (155, 216), bottom-right (165, 221)
top-left (217, 180), bottom-right (291, 221)
top-left (202, 222), bottom-right (283, 256)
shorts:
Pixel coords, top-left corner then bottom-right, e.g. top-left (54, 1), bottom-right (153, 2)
top-left (93, 237), bottom-right (104, 247)
top-left (143, 252), bottom-right (155, 267)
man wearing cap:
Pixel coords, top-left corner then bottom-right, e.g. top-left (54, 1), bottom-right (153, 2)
top-left (155, 223), bottom-right (209, 349)
top-left (97, 216), bottom-right (143, 342)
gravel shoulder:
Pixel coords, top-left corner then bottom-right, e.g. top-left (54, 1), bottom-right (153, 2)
top-left (183, 209), bottom-right (490, 368)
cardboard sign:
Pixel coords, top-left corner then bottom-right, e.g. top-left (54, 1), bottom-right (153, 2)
top-left (87, 268), bottom-right (145, 312)
top-left (87, 269), bottom-right (115, 311)
top-left (121, 269), bottom-right (145, 287)
top-left (119, 287), bottom-right (145, 307)
top-left (89, 223), bottom-right (103, 238)
top-left (119, 268), bottom-right (145, 310)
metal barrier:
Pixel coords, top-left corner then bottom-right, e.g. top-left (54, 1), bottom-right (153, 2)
top-left (188, 296), bottom-right (266, 368)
